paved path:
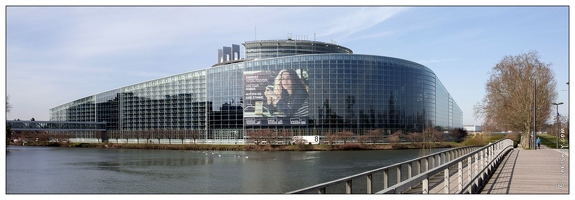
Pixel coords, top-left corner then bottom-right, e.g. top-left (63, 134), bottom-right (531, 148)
top-left (481, 145), bottom-right (569, 194)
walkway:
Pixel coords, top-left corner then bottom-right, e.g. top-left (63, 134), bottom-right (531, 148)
top-left (481, 145), bottom-right (569, 194)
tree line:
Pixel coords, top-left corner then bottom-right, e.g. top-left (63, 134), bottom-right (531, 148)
top-left (9, 127), bottom-right (469, 146)
top-left (245, 128), bottom-right (468, 146)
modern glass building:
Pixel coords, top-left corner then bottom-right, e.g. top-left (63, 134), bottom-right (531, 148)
top-left (49, 38), bottom-right (462, 143)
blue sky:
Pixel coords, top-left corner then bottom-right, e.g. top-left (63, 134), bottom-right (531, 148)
top-left (3, 4), bottom-right (571, 126)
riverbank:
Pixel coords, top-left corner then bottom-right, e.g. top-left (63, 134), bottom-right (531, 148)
top-left (9, 141), bottom-right (461, 151)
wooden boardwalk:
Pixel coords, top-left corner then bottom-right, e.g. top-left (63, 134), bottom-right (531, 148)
top-left (481, 145), bottom-right (569, 194)
top-left (403, 160), bottom-right (473, 194)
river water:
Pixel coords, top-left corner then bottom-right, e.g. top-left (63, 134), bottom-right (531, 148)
top-left (6, 145), bottom-right (448, 194)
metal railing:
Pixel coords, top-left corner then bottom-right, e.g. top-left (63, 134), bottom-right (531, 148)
top-left (458, 139), bottom-right (514, 193)
top-left (377, 139), bottom-right (513, 194)
top-left (287, 139), bottom-right (514, 194)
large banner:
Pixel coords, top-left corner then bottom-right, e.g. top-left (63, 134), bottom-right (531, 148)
top-left (243, 69), bottom-right (308, 126)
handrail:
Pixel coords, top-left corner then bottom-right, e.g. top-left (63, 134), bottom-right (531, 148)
top-left (376, 139), bottom-right (513, 194)
top-left (457, 142), bottom-right (514, 193)
top-left (287, 144), bottom-right (482, 194)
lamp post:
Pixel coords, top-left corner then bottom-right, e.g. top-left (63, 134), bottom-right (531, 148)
top-left (552, 102), bottom-right (563, 149)
top-left (533, 79), bottom-right (537, 150)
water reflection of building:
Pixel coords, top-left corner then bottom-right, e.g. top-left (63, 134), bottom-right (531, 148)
top-left (49, 37), bottom-right (462, 142)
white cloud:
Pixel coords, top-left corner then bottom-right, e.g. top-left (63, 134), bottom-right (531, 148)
top-left (417, 58), bottom-right (461, 65)
top-left (319, 7), bottom-right (410, 41)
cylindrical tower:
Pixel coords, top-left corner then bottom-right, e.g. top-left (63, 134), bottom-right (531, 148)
top-left (243, 39), bottom-right (352, 59)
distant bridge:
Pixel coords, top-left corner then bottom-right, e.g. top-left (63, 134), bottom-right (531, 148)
top-left (6, 120), bottom-right (106, 131)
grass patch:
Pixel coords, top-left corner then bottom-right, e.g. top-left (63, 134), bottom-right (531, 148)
top-left (462, 134), bottom-right (488, 147)
top-left (538, 134), bottom-right (569, 149)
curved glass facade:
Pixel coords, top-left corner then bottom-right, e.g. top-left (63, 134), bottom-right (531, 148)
top-left (49, 39), bottom-right (462, 142)
top-left (243, 40), bottom-right (352, 59)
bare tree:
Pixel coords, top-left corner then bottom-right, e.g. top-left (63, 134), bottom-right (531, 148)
top-left (278, 129), bottom-right (293, 145)
top-left (388, 130), bottom-right (404, 146)
top-left (474, 51), bottom-right (557, 148)
top-left (419, 128), bottom-right (441, 157)
top-left (112, 130), bottom-right (120, 143)
top-left (157, 129), bottom-right (166, 144)
top-left (246, 130), bottom-right (263, 145)
top-left (6, 96), bottom-right (12, 146)
top-left (336, 131), bottom-right (354, 144)
top-left (6, 95), bottom-right (12, 113)
top-left (323, 132), bottom-right (337, 146)
top-left (177, 130), bottom-right (186, 144)
top-left (93, 131), bottom-right (102, 143)
top-left (123, 131), bottom-right (131, 143)
top-left (406, 132), bottom-right (421, 145)
top-left (262, 129), bottom-right (274, 145)
top-left (367, 129), bottom-right (383, 144)
top-left (356, 135), bottom-right (370, 144)
top-left (167, 129), bottom-right (173, 144)
top-left (292, 136), bottom-right (307, 145)
top-left (145, 130), bottom-right (152, 143)
top-left (191, 130), bottom-right (200, 144)
top-left (135, 130), bottom-right (142, 144)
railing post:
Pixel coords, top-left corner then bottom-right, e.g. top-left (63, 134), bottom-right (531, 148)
top-left (467, 156), bottom-right (472, 192)
top-left (444, 168), bottom-right (450, 193)
top-left (487, 146), bottom-right (492, 173)
top-left (454, 149), bottom-right (457, 160)
top-left (481, 149), bottom-right (486, 183)
top-left (396, 165), bottom-right (401, 185)
top-left (458, 161), bottom-right (463, 192)
top-left (367, 174), bottom-right (372, 194)
top-left (422, 178), bottom-right (429, 194)
top-left (346, 180), bottom-right (352, 194)
top-left (474, 153), bottom-right (479, 193)
top-left (482, 150), bottom-right (485, 170)
top-left (489, 146), bottom-right (493, 176)
top-left (439, 153), bottom-right (443, 166)
top-left (383, 168), bottom-right (388, 189)
top-left (417, 159), bottom-right (421, 175)
top-left (408, 162), bottom-right (412, 180)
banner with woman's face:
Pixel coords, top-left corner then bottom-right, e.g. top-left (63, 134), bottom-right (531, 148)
top-left (243, 69), bottom-right (308, 126)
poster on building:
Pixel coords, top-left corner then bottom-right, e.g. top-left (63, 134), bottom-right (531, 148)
top-left (243, 69), bottom-right (309, 126)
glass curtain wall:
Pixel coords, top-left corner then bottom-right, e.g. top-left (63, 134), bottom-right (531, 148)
top-left (121, 70), bottom-right (208, 141)
top-left (207, 64), bottom-right (244, 143)
top-left (231, 54), bottom-right (448, 137)
top-left (49, 96), bottom-right (96, 122)
top-left (49, 49), bottom-right (462, 142)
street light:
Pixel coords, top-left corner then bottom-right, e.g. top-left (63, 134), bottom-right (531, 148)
top-left (552, 102), bottom-right (563, 149)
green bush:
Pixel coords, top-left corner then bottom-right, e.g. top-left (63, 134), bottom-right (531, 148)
top-left (462, 134), bottom-right (487, 146)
